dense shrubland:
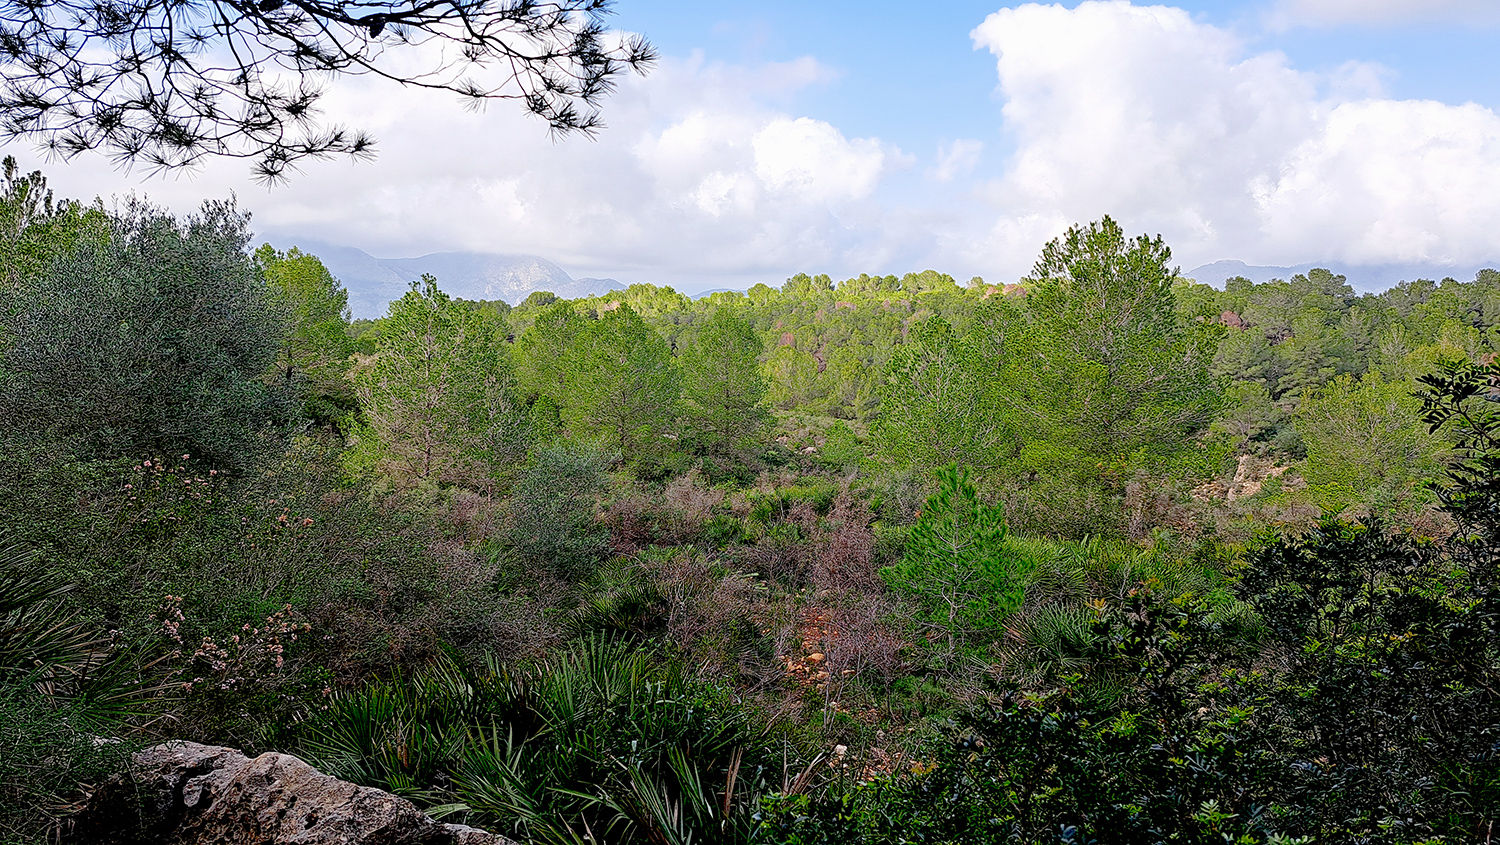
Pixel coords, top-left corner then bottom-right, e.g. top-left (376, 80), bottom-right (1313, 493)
top-left (3, 160), bottom-right (1499, 843)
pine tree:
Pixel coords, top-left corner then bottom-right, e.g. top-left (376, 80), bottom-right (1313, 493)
top-left (562, 304), bottom-right (679, 468)
top-left (876, 316), bottom-right (1009, 477)
top-left (678, 307), bottom-right (770, 453)
top-left (254, 244), bottom-right (356, 424)
top-left (881, 465), bottom-right (1022, 656)
top-left (351, 276), bottom-right (527, 486)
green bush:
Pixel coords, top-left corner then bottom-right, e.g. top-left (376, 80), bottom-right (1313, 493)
top-left (305, 638), bottom-right (801, 845)
top-left (506, 442), bottom-right (612, 582)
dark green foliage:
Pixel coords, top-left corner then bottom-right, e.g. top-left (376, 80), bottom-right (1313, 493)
top-left (9, 165), bottom-right (1500, 845)
top-left (0, 679), bottom-right (134, 845)
top-left (507, 442), bottom-right (612, 582)
top-left (0, 197), bottom-right (289, 472)
top-left (881, 465), bottom-right (1023, 655)
top-left (1236, 520), bottom-right (1500, 840)
top-left (0, 539), bottom-right (144, 845)
top-left (307, 638), bottom-right (792, 845)
top-left (0, 539), bottom-right (101, 680)
top-left (764, 357), bottom-right (1500, 841)
top-left (571, 582), bottom-right (670, 643)
top-left (1419, 359), bottom-right (1500, 553)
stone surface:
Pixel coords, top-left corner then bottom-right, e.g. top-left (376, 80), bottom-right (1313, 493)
top-left (70, 741), bottom-right (519, 845)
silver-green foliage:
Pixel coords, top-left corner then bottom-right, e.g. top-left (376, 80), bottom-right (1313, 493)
top-left (0, 197), bottom-right (288, 470)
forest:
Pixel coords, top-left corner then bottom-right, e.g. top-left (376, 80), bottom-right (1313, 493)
top-left (3, 157), bottom-right (1500, 845)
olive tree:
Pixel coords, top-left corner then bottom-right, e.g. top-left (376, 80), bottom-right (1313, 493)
top-left (0, 195), bottom-right (288, 471)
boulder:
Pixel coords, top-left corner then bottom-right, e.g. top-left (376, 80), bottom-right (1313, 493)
top-left (69, 741), bottom-right (518, 845)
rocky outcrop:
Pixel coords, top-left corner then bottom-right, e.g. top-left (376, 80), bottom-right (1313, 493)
top-left (69, 741), bottom-right (518, 845)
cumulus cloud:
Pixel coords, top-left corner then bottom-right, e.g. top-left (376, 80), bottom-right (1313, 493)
top-left (15, 2), bottom-right (1500, 288)
top-left (753, 118), bottom-right (888, 201)
top-left (969, 0), bottom-right (1500, 274)
top-left (16, 48), bottom-right (907, 285)
top-left (1270, 0), bottom-right (1500, 28)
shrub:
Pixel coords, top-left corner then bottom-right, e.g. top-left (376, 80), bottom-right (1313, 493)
top-left (506, 442), bottom-right (612, 582)
top-left (811, 490), bottom-right (879, 593)
top-left (880, 465), bottom-right (1027, 656)
top-left (305, 638), bottom-right (803, 845)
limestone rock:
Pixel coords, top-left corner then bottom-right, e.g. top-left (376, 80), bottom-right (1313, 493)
top-left (70, 740), bottom-right (518, 845)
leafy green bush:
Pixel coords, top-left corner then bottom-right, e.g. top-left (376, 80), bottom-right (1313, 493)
top-left (506, 442), bottom-right (612, 582)
top-left (758, 593), bottom-right (1290, 845)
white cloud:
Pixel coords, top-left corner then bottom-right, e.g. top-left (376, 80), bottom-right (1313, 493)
top-left (1271, 0), bottom-right (1500, 28)
top-left (13, 48), bottom-right (905, 285)
top-left (1255, 99), bottom-right (1500, 262)
top-left (932, 139), bottom-right (984, 183)
top-left (968, 0), bottom-right (1500, 273)
top-left (13, 3), bottom-right (1500, 289)
top-left (753, 117), bottom-right (888, 201)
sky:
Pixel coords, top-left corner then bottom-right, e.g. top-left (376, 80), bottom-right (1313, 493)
top-left (8, 0), bottom-right (1500, 293)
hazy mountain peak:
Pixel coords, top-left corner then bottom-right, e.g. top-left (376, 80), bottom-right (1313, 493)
top-left (264, 238), bottom-right (623, 318)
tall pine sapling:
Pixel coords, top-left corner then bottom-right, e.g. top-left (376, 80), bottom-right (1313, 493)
top-left (881, 465), bottom-right (1023, 656)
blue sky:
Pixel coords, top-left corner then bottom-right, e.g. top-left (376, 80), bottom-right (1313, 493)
top-left (19, 0), bottom-right (1500, 292)
top-left (622, 0), bottom-right (1500, 155)
top-left (617, 0), bottom-right (1500, 204)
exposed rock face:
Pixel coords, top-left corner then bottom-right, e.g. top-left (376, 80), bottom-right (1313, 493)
top-left (70, 741), bottom-right (517, 845)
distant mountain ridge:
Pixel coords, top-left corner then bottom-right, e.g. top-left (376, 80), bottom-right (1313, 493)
top-left (264, 238), bottom-right (624, 318)
top-left (1186, 259), bottom-right (1498, 291)
top-left (268, 242), bottom-right (1497, 317)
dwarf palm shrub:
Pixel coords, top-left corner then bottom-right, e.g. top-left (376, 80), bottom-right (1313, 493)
top-left (307, 636), bottom-right (797, 844)
top-left (0, 538), bottom-right (149, 844)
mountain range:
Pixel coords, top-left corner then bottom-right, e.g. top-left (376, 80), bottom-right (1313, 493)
top-left (264, 238), bottom-right (625, 319)
top-left (264, 237), bottom-right (1497, 319)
